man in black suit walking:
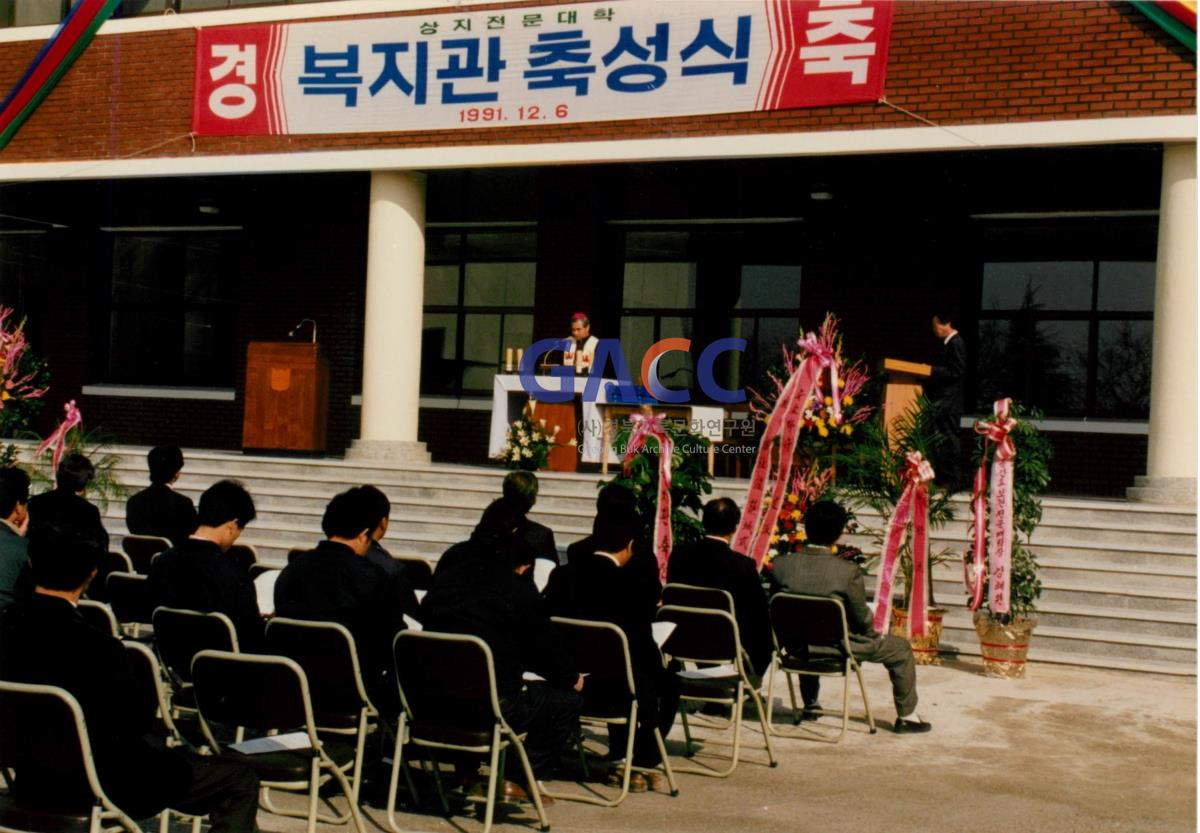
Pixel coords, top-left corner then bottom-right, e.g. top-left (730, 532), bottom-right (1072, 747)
top-left (666, 498), bottom-right (773, 681)
top-left (769, 500), bottom-right (930, 733)
top-left (126, 445), bottom-right (198, 547)
top-left (927, 310), bottom-right (967, 490)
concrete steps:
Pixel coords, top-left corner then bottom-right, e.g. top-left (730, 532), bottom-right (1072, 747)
top-left (36, 443), bottom-right (1191, 677)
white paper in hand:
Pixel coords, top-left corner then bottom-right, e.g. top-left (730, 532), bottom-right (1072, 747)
top-left (254, 570), bottom-right (280, 617)
top-left (533, 559), bottom-right (555, 592)
top-left (652, 621), bottom-right (677, 648)
top-left (229, 731), bottom-right (311, 755)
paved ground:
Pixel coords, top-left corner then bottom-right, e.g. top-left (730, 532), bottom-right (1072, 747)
top-left (239, 659), bottom-right (1196, 833)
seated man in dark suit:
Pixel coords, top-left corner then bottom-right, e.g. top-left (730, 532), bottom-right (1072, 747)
top-left (358, 484), bottom-right (421, 620)
top-left (667, 497), bottom-right (773, 681)
top-left (274, 486), bottom-right (414, 714)
top-left (565, 483), bottom-right (660, 608)
top-left (27, 452), bottom-right (108, 551)
top-left (125, 445), bottom-right (198, 547)
top-left (0, 521), bottom-right (259, 830)
top-left (421, 502), bottom-right (582, 797)
top-left (502, 470), bottom-right (558, 563)
top-left (544, 505), bottom-right (677, 792)
top-left (0, 467), bottom-right (31, 611)
top-left (148, 480), bottom-right (264, 653)
top-left (768, 500), bottom-right (931, 734)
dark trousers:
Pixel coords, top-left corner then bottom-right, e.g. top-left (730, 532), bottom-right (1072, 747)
top-left (607, 664), bottom-right (681, 768)
top-left (500, 683), bottom-right (581, 781)
top-left (167, 750), bottom-right (261, 833)
top-left (799, 634), bottom-right (919, 717)
top-left (932, 403), bottom-right (963, 489)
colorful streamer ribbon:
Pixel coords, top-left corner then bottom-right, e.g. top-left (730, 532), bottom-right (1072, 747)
top-left (965, 398), bottom-right (1017, 614)
top-left (623, 412), bottom-right (674, 583)
top-left (36, 400), bottom-right (82, 472)
top-left (733, 332), bottom-right (841, 569)
top-left (0, 0), bottom-right (122, 151)
top-left (873, 451), bottom-right (935, 637)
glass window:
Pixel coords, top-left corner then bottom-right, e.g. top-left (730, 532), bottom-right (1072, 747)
top-left (981, 262), bottom-right (1093, 311)
top-left (625, 231), bottom-right (690, 260)
top-left (14, 0), bottom-right (64, 25)
top-left (1095, 320), bottom-right (1153, 416)
top-left (1097, 261), bottom-right (1155, 312)
top-left (623, 262), bottom-right (696, 308)
top-left (106, 232), bottom-right (237, 387)
top-left (737, 265), bottom-right (801, 309)
top-left (420, 229), bottom-right (536, 396)
top-left (618, 316), bottom-right (655, 382)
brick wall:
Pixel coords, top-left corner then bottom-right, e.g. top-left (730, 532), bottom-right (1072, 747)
top-left (0, 1), bottom-right (1191, 163)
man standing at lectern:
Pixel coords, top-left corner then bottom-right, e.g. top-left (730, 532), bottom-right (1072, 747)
top-left (927, 310), bottom-right (967, 491)
top-left (564, 313), bottom-right (598, 375)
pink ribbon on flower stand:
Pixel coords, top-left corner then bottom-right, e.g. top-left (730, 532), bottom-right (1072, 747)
top-left (36, 399), bottom-right (82, 472)
top-left (965, 398), bottom-right (1017, 614)
top-left (623, 412), bottom-right (674, 584)
top-left (873, 451), bottom-right (935, 637)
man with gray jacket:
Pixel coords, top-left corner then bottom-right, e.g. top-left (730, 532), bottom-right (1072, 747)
top-left (768, 500), bottom-right (930, 734)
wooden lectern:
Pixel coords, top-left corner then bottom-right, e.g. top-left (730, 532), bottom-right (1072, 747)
top-left (242, 342), bottom-right (329, 452)
top-left (882, 358), bottom-right (932, 441)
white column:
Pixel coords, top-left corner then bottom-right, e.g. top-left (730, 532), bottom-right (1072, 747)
top-left (1129, 142), bottom-right (1196, 504)
top-left (347, 170), bottom-right (431, 464)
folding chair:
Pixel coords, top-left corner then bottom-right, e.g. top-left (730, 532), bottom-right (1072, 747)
top-left (77, 600), bottom-right (119, 638)
top-left (228, 544), bottom-right (258, 573)
top-left (191, 650), bottom-right (366, 833)
top-left (661, 583), bottom-right (734, 614)
top-left (766, 594), bottom-right (876, 743)
top-left (385, 631), bottom-right (549, 833)
top-left (122, 535), bottom-right (172, 575)
top-left (84, 552), bottom-right (133, 603)
top-left (0, 680), bottom-right (142, 833)
top-left (541, 617), bottom-right (678, 807)
top-left (122, 643), bottom-right (201, 833)
top-left (106, 572), bottom-right (155, 639)
top-left (248, 563), bottom-right (277, 581)
top-left (152, 607), bottom-right (239, 719)
top-left (265, 617), bottom-right (415, 821)
top-left (394, 556), bottom-right (433, 592)
top-left (656, 605), bottom-right (777, 778)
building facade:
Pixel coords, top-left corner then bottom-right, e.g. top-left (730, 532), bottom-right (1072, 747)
top-left (0, 0), bottom-right (1193, 497)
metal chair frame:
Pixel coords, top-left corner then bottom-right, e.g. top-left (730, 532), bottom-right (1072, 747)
top-left (656, 605), bottom-right (777, 778)
top-left (152, 607), bottom-right (239, 721)
top-left (77, 600), bottom-right (119, 638)
top-left (385, 630), bottom-right (549, 833)
top-left (191, 650), bottom-right (366, 833)
top-left (540, 617), bottom-right (678, 807)
top-left (121, 535), bottom-right (172, 575)
top-left (0, 680), bottom-right (143, 833)
top-left (765, 593), bottom-right (876, 743)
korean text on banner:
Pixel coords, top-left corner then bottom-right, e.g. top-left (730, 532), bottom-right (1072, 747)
top-left (192, 0), bottom-right (894, 137)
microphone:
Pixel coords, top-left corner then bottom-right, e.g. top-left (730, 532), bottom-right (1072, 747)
top-left (288, 318), bottom-right (317, 344)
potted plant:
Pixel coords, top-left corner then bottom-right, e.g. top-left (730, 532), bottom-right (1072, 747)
top-left (970, 401), bottom-right (1052, 678)
top-left (605, 417), bottom-right (712, 548)
top-left (494, 400), bottom-right (575, 471)
top-left (840, 396), bottom-right (956, 664)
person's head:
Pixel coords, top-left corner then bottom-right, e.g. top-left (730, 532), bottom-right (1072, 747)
top-left (27, 519), bottom-right (105, 596)
top-left (702, 497), bottom-right (741, 538)
top-left (56, 453), bottom-right (94, 495)
top-left (931, 309), bottom-right (956, 338)
top-left (596, 482), bottom-right (637, 514)
top-left (359, 485), bottom-right (391, 542)
top-left (570, 312), bottom-right (591, 341)
top-left (592, 505), bottom-right (640, 564)
top-left (0, 467), bottom-right (30, 527)
top-left (502, 470), bottom-right (539, 515)
top-left (321, 488), bottom-right (376, 555)
top-left (196, 480), bottom-right (256, 550)
top-left (474, 499), bottom-right (536, 574)
top-left (804, 500), bottom-right (848, 547)
top-left (147, 445), bottom-right (184, 486)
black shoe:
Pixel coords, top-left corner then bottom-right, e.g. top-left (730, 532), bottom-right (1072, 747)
top-left (801, 702), bottom-right (822, 720)
top-left (892, 717), bottom-right (932, 734)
